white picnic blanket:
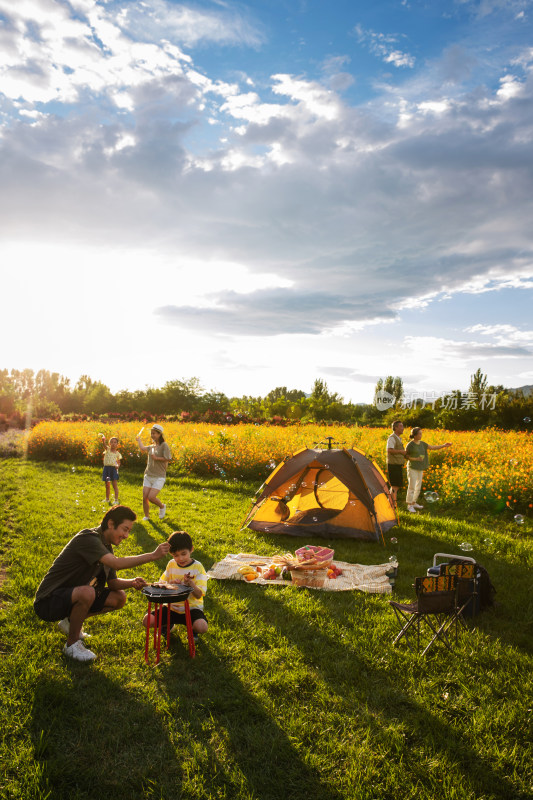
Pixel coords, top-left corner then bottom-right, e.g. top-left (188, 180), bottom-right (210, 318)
top-left (207, 553), bottom-right (397, 594)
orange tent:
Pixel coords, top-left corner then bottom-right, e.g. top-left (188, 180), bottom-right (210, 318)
top-left (243, 447), bottom-right (398, 544)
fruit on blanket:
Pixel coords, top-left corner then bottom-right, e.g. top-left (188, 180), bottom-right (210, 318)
top-left (263, 567), bottom-right (277, 580)
top-left (244, 572), bottom-right (258, 581)
top-left (327, 565), bottom-right (343, 579)
top-left (238, 565), bottom-right (256, 575)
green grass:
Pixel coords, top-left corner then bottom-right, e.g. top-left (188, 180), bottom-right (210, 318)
top-left (1, 459), bottom-right (532, 800)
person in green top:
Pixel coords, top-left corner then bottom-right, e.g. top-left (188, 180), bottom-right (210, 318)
top-left (405, 427), bottom-right (451, 513)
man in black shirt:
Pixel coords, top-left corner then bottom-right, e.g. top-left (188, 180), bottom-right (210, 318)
top-left (34, 505), bottom-right (169, 661)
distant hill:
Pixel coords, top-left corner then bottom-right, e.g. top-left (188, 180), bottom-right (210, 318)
top-left (512, 385), bottom-right (533, 397)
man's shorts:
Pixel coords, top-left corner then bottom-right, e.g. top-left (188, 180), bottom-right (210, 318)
top-left (143, 475), bottom-right (166, 490)
top-left (387, 464), bottom-right (404, 489)
top-left (102, 466), bottom-right (119, 482)
top-left (34, 587), bottom-right (112, 621)
top-left (159, 608), bottom-right (207, 634)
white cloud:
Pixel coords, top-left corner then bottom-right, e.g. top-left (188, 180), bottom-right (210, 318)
top-left (354, 24), bottom-right (415, 69)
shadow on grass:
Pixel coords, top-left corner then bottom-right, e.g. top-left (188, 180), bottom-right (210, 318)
top-left (155, 632), bottom-right (346, 800)
top-left (29, 669), bottom-right (181, 800)
top-left (216, 582), bottom-right (529, 800)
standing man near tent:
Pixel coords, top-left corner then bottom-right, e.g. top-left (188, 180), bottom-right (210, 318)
top-left (386, 420), bottom-right (408, 508)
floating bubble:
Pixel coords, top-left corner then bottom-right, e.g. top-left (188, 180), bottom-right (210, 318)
top-left (91, 507), bottom-right (97, 513)
top-left (459, 542), bottom-right (474, 551)
top-left (209, 431), bottom-right (214, 436)
top-left (228, 452), bottom-right (234, 459)
top-left (324, 464), bottom-right (329, 469)
top-left (524, 417), bottom-right (531, 424)
top-left (484, 538), bottom-right (493, 547)
top-left (388, 555), bottom-right (397, 564)
top-left (312, 517), bottom-right (318, 522)
top-left (202, 488), bottom-right (208, 493)
top-left (514, 514), bottom-right (525, 525)
top-left (71, 467), bottom-right (76, 473)
top-left (301, 481), bottom-right (308, 488)
top-left (268, 460), bottom-right (276, 469)
top-left (390, 537), bottom-right (398, 545)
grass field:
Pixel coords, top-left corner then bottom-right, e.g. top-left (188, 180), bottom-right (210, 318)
top-left (1, 456), bottom-right (532, 800)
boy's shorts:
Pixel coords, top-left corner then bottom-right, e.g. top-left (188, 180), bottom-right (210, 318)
top-left (143, 475), bottom-right (166, 490)
top-left (102, 466), bottom-right (119, 482)
top-left (159, 608), bottom-right (207, 633)
top-left (387, 464), bottom-right (404, 489)
top-left (34, 587), bottom-right (111, 621)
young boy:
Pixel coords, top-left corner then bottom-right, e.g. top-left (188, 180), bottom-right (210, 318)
top-left (143, 531), bottom-right (208, 643)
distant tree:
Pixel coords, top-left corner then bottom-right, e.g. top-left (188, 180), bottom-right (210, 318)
top-left (374, 376), bottom-right (403, 405)
top-left (469, 368), bottom-right (488, 397)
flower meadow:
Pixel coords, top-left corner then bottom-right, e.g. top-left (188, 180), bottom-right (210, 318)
top-left (25, 420), bottom-right (533, 514)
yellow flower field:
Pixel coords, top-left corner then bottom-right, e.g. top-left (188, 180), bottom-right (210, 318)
top-left (26, 421), bottom-right (533, 512)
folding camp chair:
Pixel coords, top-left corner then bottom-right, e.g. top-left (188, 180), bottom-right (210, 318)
top-left (390, 575), bottom-right (460, 655)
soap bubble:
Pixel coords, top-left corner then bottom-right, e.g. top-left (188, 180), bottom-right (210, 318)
top-left (524, 417), bottom-right (531, 424)
top-left (228, 452), bottom-right (234, 459)
top-left (312, 517), bottom-right (318, 522)
top-left (91, 507), bottom-right (97, 513)
top-left (71, 467), bottom-right (76, 473)
top-left (459, 542), bottom-right (473, 551)
top-left (390, 537), bottom-right (398, 545)
top-left (484, 538), bottom-right (493, 546)
top-left (514, 514), bottom-right (525, 525)
top-left (268, 460), bottom-right (276, 469)
top-left (388, 555), bottom-right (397, 564)
top-left (324, 463), bottom-right (329, 469)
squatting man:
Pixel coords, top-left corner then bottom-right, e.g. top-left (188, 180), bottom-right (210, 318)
top-left (34, 505), bottom-right (170, 661)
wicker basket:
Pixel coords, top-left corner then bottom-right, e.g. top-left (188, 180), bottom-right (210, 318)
top-left (290, 567), bottom-right (328, 588)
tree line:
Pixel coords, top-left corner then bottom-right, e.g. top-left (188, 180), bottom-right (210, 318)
top-left (0, 368), bottom-right (531, 430)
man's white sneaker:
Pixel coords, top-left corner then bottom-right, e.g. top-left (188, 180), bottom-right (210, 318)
top-left (142, 516), bottom-right (150, 521)
top-left (58, 617), bottom-right (91, 640)
top-left (412, 503), bottom-right (424, 509)
top-left (407, 505), bottom-right (417, 513)
top-left (63, 640), bottom-right (97, 661)
top-left (159, 504), bottom-right (167, 519)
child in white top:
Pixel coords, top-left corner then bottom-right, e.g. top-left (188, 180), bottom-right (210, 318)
top-left (143, 531), bottom-right (208, 643)
top-left (99, 434), bottom-right (122, 505)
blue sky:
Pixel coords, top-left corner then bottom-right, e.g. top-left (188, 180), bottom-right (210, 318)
top-left (1, 0), bottom-right (532, 403)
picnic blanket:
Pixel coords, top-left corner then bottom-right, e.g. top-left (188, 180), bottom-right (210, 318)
top-left (207, 553), bottom-right (398, 594)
